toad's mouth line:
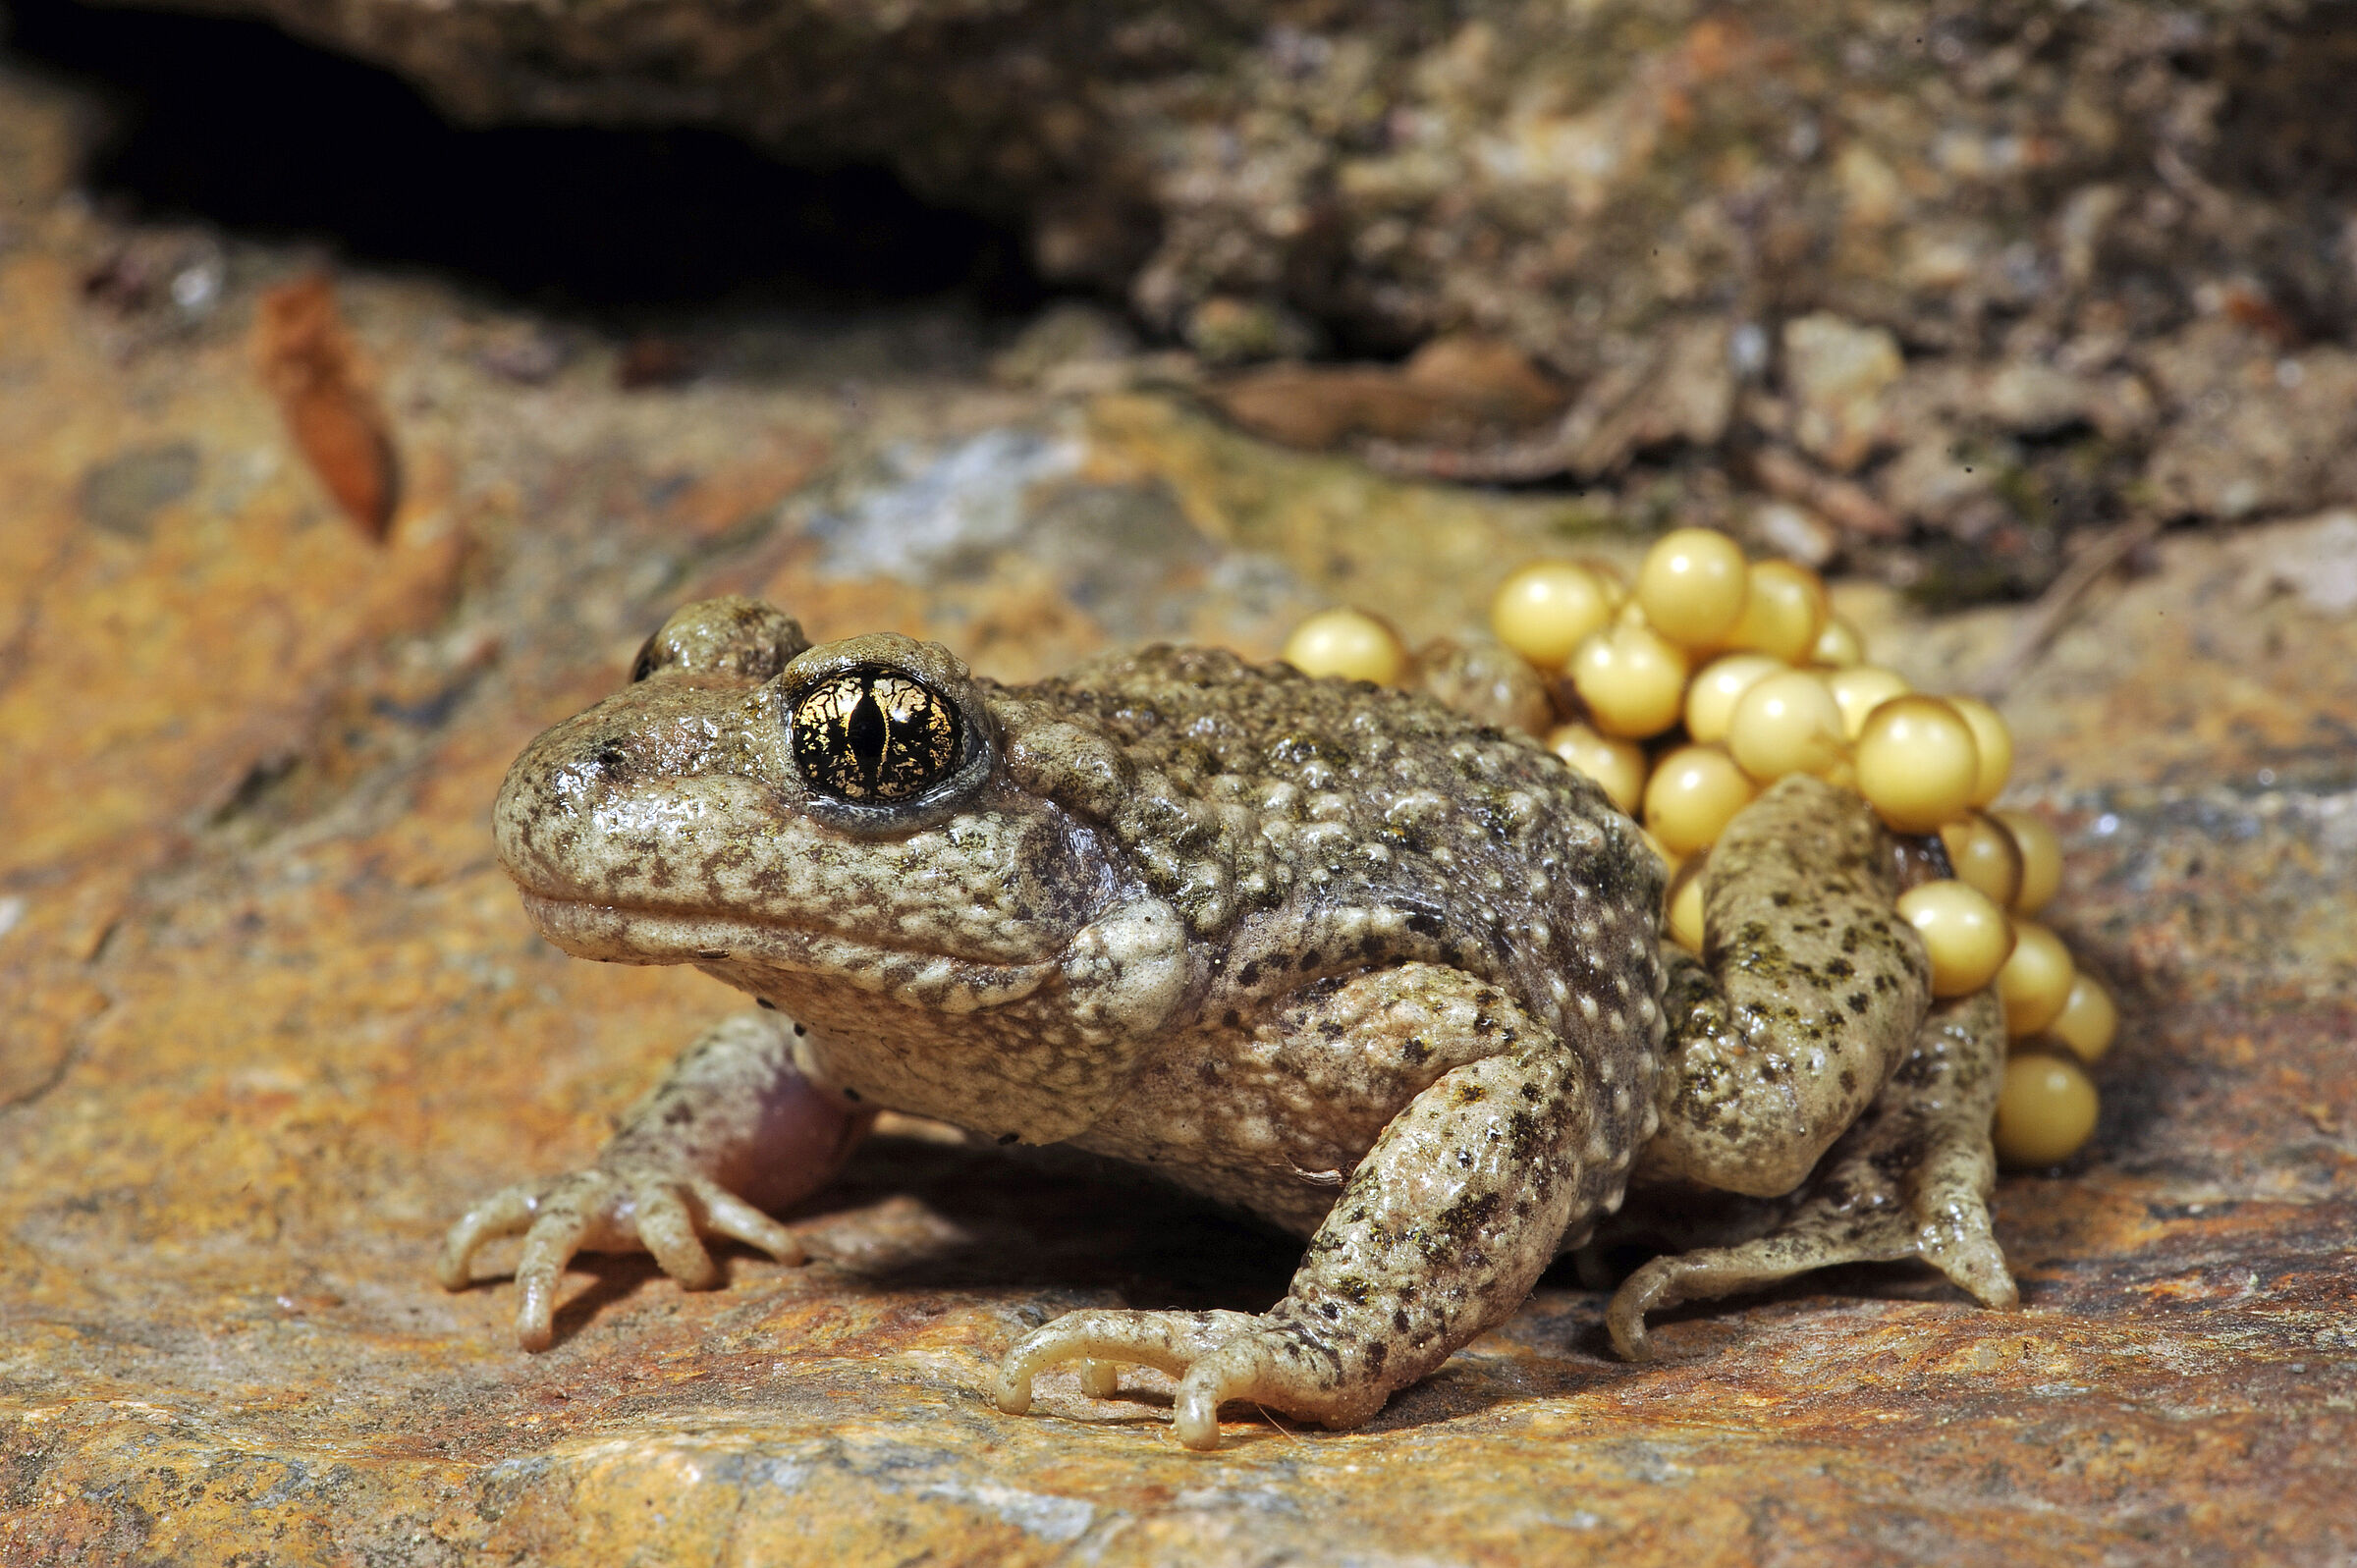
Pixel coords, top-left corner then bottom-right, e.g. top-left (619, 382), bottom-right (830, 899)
top-left (516, 891), bottom-right (1065, 982)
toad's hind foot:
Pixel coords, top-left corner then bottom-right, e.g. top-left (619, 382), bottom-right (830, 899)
top-left (995, 1307), bottom-right (1391, 1451)
top-left (1609, 990), bottom-right (2018, 1361)
top-left (1000, 976), bottom-right (1598, 1449)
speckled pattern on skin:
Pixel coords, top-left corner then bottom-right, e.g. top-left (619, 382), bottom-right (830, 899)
top-left (443, 596), bottom-right (2018, 1448)
top-left (1641, 775), bottom-right (1935, 1198)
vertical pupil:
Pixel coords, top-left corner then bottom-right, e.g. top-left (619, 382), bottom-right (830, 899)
top-left (793, 665), bottom-right (961, 803)
top-left (846, 683), bottom-right (888, 792)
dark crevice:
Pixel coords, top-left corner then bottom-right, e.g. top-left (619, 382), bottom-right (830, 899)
top-left (1, 0), bottom-right (1051, 318)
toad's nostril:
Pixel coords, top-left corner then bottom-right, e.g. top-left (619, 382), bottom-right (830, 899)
top-left (630, 596), bottom-right (811, 683)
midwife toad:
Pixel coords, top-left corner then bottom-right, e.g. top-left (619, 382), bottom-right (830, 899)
top-left (442, 596), bottom-right (2017, 1448)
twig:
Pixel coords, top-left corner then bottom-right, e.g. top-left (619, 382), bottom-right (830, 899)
top-left (1969, 514), bottom-right (2165, 699)
top-left (1747, 445), bottom-right (1903, 539)
top-left (1251, 1401), bottom-right (1302, 1439)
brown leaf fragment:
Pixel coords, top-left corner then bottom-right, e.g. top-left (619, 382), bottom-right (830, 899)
top-left (1205, 334), bottom-right (1566, 454)
top-left (254, 274), bottom-right (401, 539)
top-left (1363, 322), bottom-right (1726, 483)
top-left (619, 335), bottom-right (698, 389)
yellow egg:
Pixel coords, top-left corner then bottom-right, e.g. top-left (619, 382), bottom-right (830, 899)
top-left (1726, 561), bottom-right (1830, 664)
top-left (1577, 556), bottom-right (1632, 610)
top-left (1998, 919), bottom-right (2075, 1038)
top-left (1684, 653), bottom-right (1783, 745)
top-left (1546, 723), bottom-right (1648, 816)
top-left (1824, 665), bottom-right (1912, 739)
top-left (1994, 808), bottom-right (2062, 914)
top-left (1811, 615), bottom-right (1865, 668)
top-left (1644, 744), bottom-right (1757, 858)
top-left (1283, 608), bottom-right (1409, 684)
top-left (1635, 528), bottom-right (1750, 649)
top-left (1727, 669), bottom-right (1848, 783)
top-left (1939, 810), bottom-right (2025, 910)
top-left (1856, 695), bottom-right (1982, 834)
top-left (1666, 860), bottom-right (1708, 951)
top-left (1946, 695), bottom-right (2014, 807)
top-left (1993, 1049), bottom-right (2100, 1167)
top-left (2049, 973), bottom-right (2119, 1064)
top-left (1568, 622), bottom-right (1690, 738)
top-left (1895, 879), bottom-right (2015, 998)
top-left (1490, 562), bottom-right (1616, 669)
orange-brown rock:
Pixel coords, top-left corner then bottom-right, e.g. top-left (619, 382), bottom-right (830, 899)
top-left (4, 80), bottom-right (2356, 1568)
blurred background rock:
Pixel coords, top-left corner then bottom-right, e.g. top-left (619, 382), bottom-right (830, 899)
top-left (11, 0), bottom-right (2357, 595)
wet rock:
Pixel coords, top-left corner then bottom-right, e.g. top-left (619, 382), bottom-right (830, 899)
top-left (76, 441), bottom-right (198, 539)
top-left (1181, 295), bottom-right (1322, 366)
top-left (1741, 500), bottom-right (1840, 569)
top-left (1782, 313), bottom-right (1903, 474)
top-left (2141, 321), bottom-right (2357, 521)
top-left (2233, 509), bottom-right (2357, 618)
top-left (474, 321), bottom-right (574, 385)
top-left (1976, 362), bottom-right (2096, 436)
top-left (1876, 434), bottom-right (1995, 537)
top-left (988, 301), bottom-right (1139, 391)
top-left (1538, 318), bottom-right (1735, 480)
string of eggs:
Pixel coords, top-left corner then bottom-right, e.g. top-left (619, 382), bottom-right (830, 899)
top-left (1281, 528), bottom-right (2111, 1169)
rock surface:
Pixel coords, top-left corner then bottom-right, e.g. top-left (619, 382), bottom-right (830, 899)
top-left (4, 61), bottom-right (2357, 1567)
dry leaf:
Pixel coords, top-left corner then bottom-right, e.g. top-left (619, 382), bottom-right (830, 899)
top-left (254, 274), bottom-right (400, 539)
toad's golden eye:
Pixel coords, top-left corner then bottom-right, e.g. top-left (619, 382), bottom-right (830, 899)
top-left (790, 667), bottom-right (962, 802)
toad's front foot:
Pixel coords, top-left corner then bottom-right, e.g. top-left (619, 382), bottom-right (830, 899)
top-left (437, 1011), bottom-right (871, 1350)
top-left (995, 1307), bottom-right (1392, 1451)
top-left (437, 1164), bottom-right (804, 1350)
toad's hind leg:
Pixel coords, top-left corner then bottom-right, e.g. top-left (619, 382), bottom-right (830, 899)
top-left (1607, 988), bottom-right (2016, 1360)
top-left (1640, 774), bottom-right (1935, 1199)
top-left (998, 968), bottom-right (1615, 1450)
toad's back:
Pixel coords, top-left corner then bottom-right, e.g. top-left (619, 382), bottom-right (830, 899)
top-left (1008, 646), bottom-right (1671, 1223)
